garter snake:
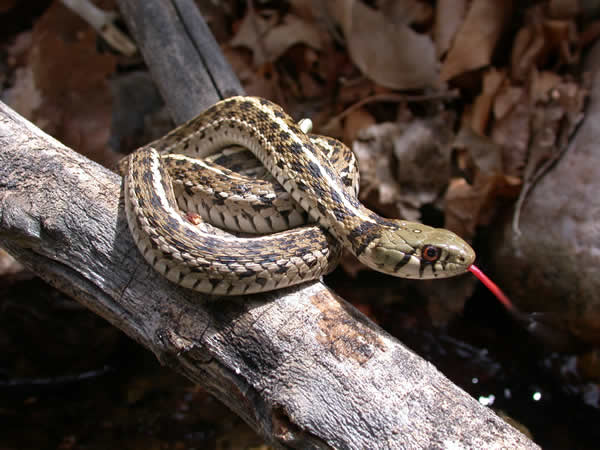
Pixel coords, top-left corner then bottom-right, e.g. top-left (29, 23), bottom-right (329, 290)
top-left (122, 96), bottom-right (475, 295)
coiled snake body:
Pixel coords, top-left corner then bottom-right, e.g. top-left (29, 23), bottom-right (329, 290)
top-left (122, 96), bottom-right (475, 295)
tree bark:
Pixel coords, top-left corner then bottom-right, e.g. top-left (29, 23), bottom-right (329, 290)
top-left (0, 0), bottom-right (538, 448)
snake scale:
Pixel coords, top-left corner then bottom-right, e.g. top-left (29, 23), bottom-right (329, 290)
top-left (122, 96), bottom-right (475, 295)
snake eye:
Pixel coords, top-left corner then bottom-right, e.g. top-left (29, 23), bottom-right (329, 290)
top-left (422, 245), bottom-right (441, 263)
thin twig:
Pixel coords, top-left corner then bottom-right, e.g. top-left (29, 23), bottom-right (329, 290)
top-left (330, 90), bottom-right (460, 123)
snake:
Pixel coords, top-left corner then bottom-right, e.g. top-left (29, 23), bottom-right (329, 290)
top-left (122, 96), bottom-right (476, 295)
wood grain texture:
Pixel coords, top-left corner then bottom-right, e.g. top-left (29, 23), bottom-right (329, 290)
top-left (0, 0), bottom-right (538, 448)
top-left (117, 0), bottom-right (243, 124)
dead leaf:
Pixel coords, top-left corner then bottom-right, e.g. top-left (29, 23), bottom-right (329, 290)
top-left (491, 93), bottom-right (530, 177)
top-left (223, 47), bottom-right (280, 99)
top-left (512, 77), bottom-right (587, 234)
top-left (230, 10), bottom-right (322, 66)
top-left (511, 22), bottom-right (545, 81)
top-left (579, 20), bottom-right (600, 47)
top-left (4, 1), bottom-right (117, 167)
top-left (337, 78), bottom-right (376, 105)
top-left (455, 125), bottom-right (504, 175)
top-left (445, 172), bottom-right (520, 239)
top-left (328, 0), bottom-right (438, 89)
top-left (354, 118), bottom-right (453, 221)
top-left (229, 8), bottom-right (276, 66)
top-left (343, 107), bottom-right (375, 144)
top-left (434, 0), bottom-right (467, 57)
top-left (297, 71), bottom-right (324, 98)
top-left (529, 70), bottom-right (562, 103)
top-left (525, 81), bottom-right (580, 179)
top-left (378, 0), bottom-right (433, 26)
top-left (544, 19), bottom-right (578, 65)
top-left (511, 6), bottom-right (578, 81)
top-left (548, 0), bottom-right (579, 20)
top-left (444, 178), bottom-right (481, 238)
top-left (470, 68), bottom-right (505, 134)
top-left (266, 14), bottom-right (323, 58)
top-left (353, 122), bottom-right (402, 209)
top-left (441, 0), bottom-right (513, 81)
top-left (493, 83), bottom-right (524, 120)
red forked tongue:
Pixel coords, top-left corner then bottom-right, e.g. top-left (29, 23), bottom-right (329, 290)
top-left (468, 265), bottom-right (516, 313)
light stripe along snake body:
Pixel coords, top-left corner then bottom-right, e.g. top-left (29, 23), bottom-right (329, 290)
top-left (122, 96), bottom-right (476, 295)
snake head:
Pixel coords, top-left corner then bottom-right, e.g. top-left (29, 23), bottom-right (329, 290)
top-left (361, 222), bottom-right (476, 279)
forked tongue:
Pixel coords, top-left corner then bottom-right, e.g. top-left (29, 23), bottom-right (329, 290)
top-left (468, 264), bottom-right (516, 313)
top-left (468, 265), bottom-right (578, 349)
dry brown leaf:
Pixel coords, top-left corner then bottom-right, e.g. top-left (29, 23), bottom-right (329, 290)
top-left (455, 125), bottom-right (503, 174)
top-left (444, 178), bottom-right (481, 239)
top-left (378, 0), bottom-right (433, 26)
top-left (511, 6), bottom-right (578, 81)
top-left (526, 82), bottom-right (579, 177)
top-left (222, 46), bottom-right (253, 79)
top-left (470, 68), bottom-right (505, 134)
top-left (245, 64), bottom-right (281, 100)
top-left (337, 78), bottom-right (376, 105)
top-left (543, 19), bottom-right (578, 65)
top-left (441, 0), bottom-right (513, 81)
top-left (579, 20), bottom-right (600, 47)
top-left (329, 0), bottom-right (438, 89)
top-left (342, 107), bottom-right (375, 144)
top-left (354, 118), bottom-right (453, 221)
top-left (289, 0), bottom-right (317, 21)
top-left (548, 0), bottom-right (579, 19)
top-left (391, 119), bottom-right (453, 219)
top-left (223, 47), bottom-right (280, 99)
top-left (514, 77), bottom-right (586, 215)
top-left (4, 1), bottom-right (117, 166)
top-left (230, 10), bottom-right (322, 66)
top-left (529, 70), bottom-right (563, 103)
top-left (353, 123), bottom-right (402, 209)
top-left (475, 173), bottom-right (521, 226)
top-left (511, 23), bottom-right (545, 82)
top-left (491, 93), bottom-right (530, 178)
top-left (316, 113), bottom-right (344, 142)
top-left (229, 8), bottom-right (276, 66)
top-left (297, 71), bottom-right (323, 98)
top-left (434, 0), bottom-right (467, 57)
top-left (445, 172), bottom-right (520, 239)
top-left (448, 120), bottom-right (524, 239)
top-left (493, 84), bottom-right (524, 120)
top-left (265, 14), bottom-right (323, 57)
